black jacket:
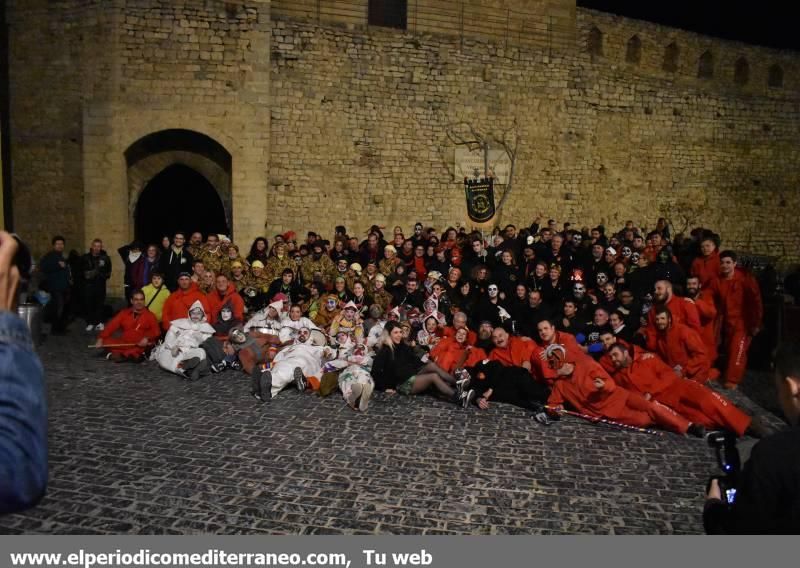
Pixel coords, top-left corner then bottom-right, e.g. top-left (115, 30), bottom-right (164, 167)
top-left (159, 247), bottom-right (194, 291)
top-left (80, 251), bottom-right (112, 286)
top-left (371, 343), bottom-right (424, 390)
top-left (704, 425), bottom-right (800, 534)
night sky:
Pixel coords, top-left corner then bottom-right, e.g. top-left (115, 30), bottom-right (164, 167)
top-left (578, 1), bottom-right (799, 52)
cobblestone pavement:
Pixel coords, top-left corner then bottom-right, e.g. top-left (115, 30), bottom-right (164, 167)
top-left (0, 332), bottom-right (784, 535)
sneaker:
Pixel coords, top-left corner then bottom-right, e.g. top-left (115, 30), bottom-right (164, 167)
top-left (461, 389), bottom-right (476, 409)
top-left (455, 377), bottom-right (471, 398)
top-left (86, 324), bottom-right (95, 332)
top-left (230, 360), bottom-right (243, 371)
top-left (94, 323), bottom-right (105, 331)
top-left (687, 423), bottom-right (706, 438)
top-left (259, 369), bottom-right (273, 402)
top-left (533, 410), bottom-right (552, 425)
top-left (210, 361), bottom-right (227, 374)
top-left (293, 367), bottom-right (307, 392)
top-left (359, 382), bottom-right (374, 412)
top-left (105, 352), bottom-right (113, 360)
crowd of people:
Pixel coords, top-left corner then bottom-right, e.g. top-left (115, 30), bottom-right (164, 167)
top-left (36, 216), bottom-right (771, 438)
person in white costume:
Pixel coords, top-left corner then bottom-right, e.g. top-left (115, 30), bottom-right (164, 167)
top-left (152, 300), bottom-right (215, 378)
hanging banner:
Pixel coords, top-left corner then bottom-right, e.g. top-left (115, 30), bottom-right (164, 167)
top-left (464, 177), bottom-right (496, 223)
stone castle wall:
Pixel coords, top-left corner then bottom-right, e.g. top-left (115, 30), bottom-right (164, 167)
top-left (6, 0), bottom-right (800, 298)
top-left (267, 6), bottom-right (800, 265)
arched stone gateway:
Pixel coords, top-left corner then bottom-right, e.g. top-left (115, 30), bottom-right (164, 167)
top-left (125, 129), bottom-right (233, 244)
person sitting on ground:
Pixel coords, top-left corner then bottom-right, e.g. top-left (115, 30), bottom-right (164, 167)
top-left (251, 326), bottom-right (331, 402)
top-left (371, 321), bottom-right (468, 405)
top-left (607, 342), bottom-right (767, 438)
top-left (94, 289), bottom-right (160, 363)
top-left (334, 341), bottom-right (376, 412)
top-left (545, 344), bottom-right (703, 437)
top-left (429, 326), bottom-right (487, 375)
top-left (648, 306), bottom-right (717, 383)
top-left (278, 303), bottom-right (320, 343)
top-left (329, 301), bottom-right (364, 346)
top-left (244, 298), bottom-right (285, 336)
top-left (152, 301), bottom-right (216, 380)
top-left (466, 359), bottom-right (551, 422)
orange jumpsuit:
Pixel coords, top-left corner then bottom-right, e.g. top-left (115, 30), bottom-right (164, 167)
top-left (206, 283), bottom-right (246, 324)
top-left (693, 289), bottom-right (719, 363)
top-left (691, 251), bottom-right (721, 289)
top-left (98, 308), bottom-right (160, 358)
top-left (533, 331), bottom-right (588, 385)
top-left (717, 269), bottom-right (763, 385)
top-left (430, 337), bottom-right (487, 374)
top-left (489, 336), bottom-right (536, 373)
top-left (442, 326), bottom-right (478, 346)
top-left (612, 349), bottom-right (751, 436)
top-left (646, 294), bottom-right (700, 336)
top-left (648, 321), bottom-right (713, 383)
top-left (161, 284), bottom-right (211, 331)
top-left (547, 355), bottom-right (691, 434)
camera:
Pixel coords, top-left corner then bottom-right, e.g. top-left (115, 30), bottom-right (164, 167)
top-left (707, 430), bottom-right (741, 505)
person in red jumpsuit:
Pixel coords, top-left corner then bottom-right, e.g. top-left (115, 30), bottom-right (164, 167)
top-left (441, 311), bottom-right (477, 346)
top-left (716, 251), bottom-right (763, 389)
top-left (644, 280), bottom-right (700, 338)
top-left (544, 344), bottom-right (702, 436)
top-left (686, 275), bottom-right (719, 363)
top-left (648, 306), bottom-right (717, 383)
top-left (533, 318), bottom-right (588, 385)
top-left (691, 236), bottom-right (721, 289)
top-left (94, 290), bottom-right (160, 361)
top-left (430, 327), bottom-right (487, 374)
top-left (161, 272), bottom-right (211, 332)
top-left (607, 343), bottom-right (766, 437)
top-left (206, 273), bottom-right (245, 325)
top-left (488, 326), bottom-right (536, 374)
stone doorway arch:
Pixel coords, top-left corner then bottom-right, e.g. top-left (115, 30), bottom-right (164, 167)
top-left (125, 129), bottom-right (233, 242)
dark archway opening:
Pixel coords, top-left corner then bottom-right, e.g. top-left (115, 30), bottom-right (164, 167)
top-left (134, 164), bottom-right (229, 247)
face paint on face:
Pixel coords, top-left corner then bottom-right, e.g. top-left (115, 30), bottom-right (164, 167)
top-left (220, 308), bottom-right (232, 322)
top-left (488, 285), bottom-right (498, 298)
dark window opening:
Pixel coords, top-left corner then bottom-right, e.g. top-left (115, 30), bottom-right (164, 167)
top-left (135, 164), bottom-right (229, 247)
top-left (734, 57), bottom-right (749, 85)
top-left (588, 26), bottom-right (603, 57)
top-left (663, 42), bottom-right (679, 72)
top-left (698, 50), bottom-right (714, 78)
top-left (626, 35), bottom-right (641, 64)
top-left (368, 0), bottom-right (407, 30)
top-left (768, 64), bottom-right (784, 88)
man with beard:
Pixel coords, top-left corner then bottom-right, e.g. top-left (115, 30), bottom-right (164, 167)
top-left (198, 234), bottom-right (226, 276)
top-left (643, 280), bottom-right (700, 340)
top-left (545, 344), bottom-right (701, 436)
top-left (159, 232), bottom-right (194, 291)
top-left (475, 320), bottom-right (495, 353)
top-left (266, 268), bottom-right (307, 307)
top-left (443, 311), bottom-right (478, 345)
top-left (607, 343), bottom-right (765, 438)
top-left (583, 243), bottom-right (609, 286)
top-left (534, 318), bottom-right (588, 385)
top-left (648, 306), bottom-right (716, 383)
top-left (525, 261), bottom-right (548, 293)
top-left (393, 276), bottom-right (425, 311)
top-left (716, 251), bottom-right (763, 389)
top-left (521, 289), bottom-right (554, 337)
top-left (685, 275), bottom-right (719, 361)
top-left (616, 287), bottom-right (642, 331)
top-left (187, 232), bottom-right (204, 258)
top-left (301, 242), bottom-right (335, 288)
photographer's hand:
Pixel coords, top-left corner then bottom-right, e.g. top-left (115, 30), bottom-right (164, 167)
top-left (0, 231), bottom-right (20, 311)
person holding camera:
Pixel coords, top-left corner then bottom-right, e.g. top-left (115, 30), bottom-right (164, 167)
top-left (704, 341), bottom-right (800, 534)
top-left (0, 231), bottom-right (47, 513)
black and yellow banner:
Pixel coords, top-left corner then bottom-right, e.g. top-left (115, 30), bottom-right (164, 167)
top-left (463, 177), bottom-right (495, 223)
